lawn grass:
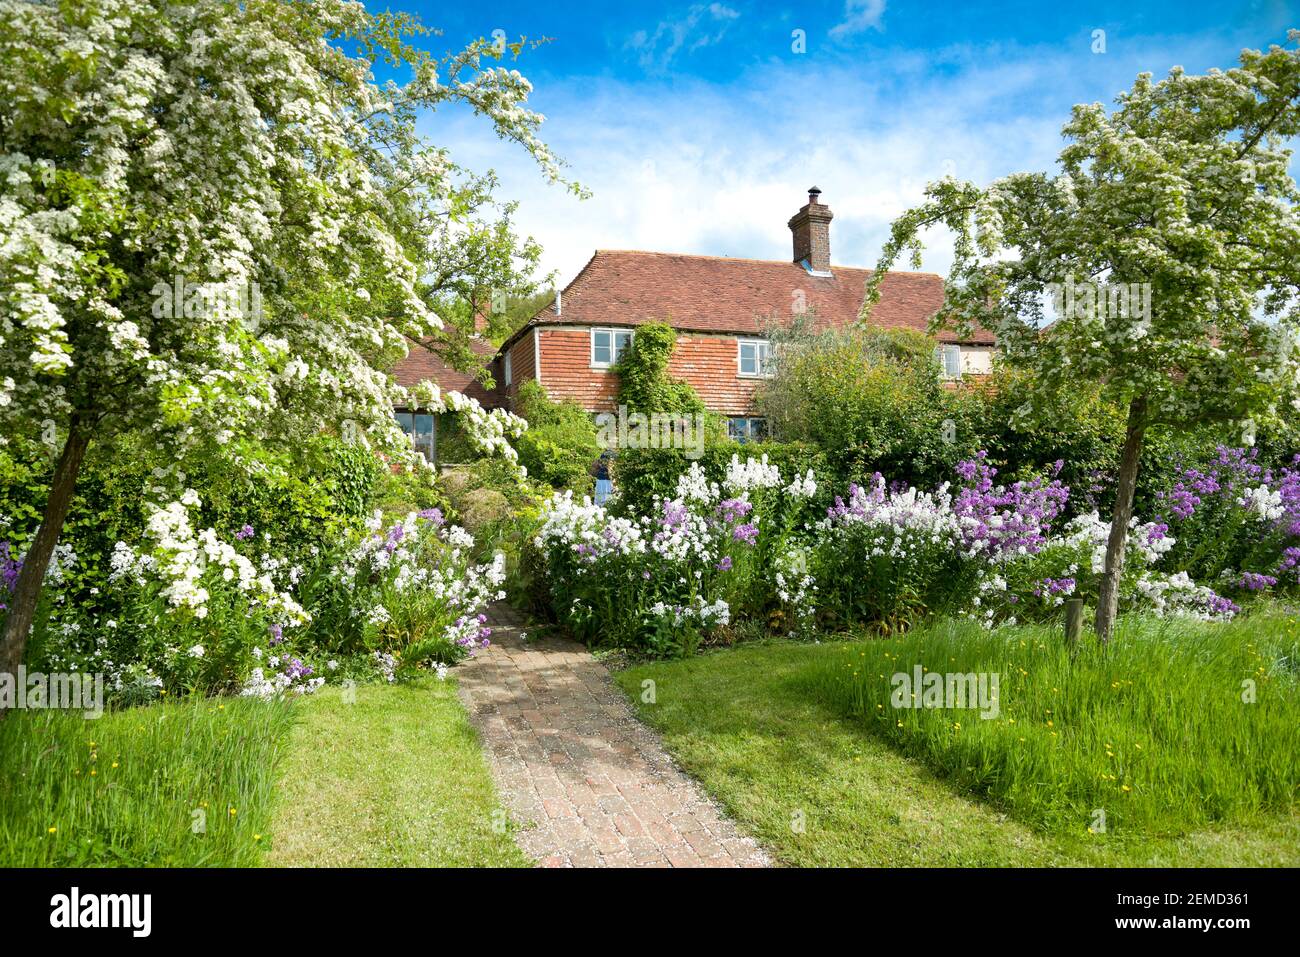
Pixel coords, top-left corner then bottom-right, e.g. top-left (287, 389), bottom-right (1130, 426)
top-left (1, 675), bottom-right (529, 868)
top-left (614, 623), bottom-right (1300, 867)
top-left (265, 675), bottom-right (531, 867)
top-left (811, 613), bottom-right (1300, 836)
top-left (0, 696), bottom-right (295, 866)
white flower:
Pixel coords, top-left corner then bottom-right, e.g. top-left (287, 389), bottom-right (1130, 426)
top-left (723, 454), bottom-right (782, 493)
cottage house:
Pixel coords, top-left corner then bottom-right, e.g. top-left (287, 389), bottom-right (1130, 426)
top-left (391, 188), bottom-right (994, 458)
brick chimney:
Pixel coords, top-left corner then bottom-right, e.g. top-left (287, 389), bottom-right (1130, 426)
top-left (788, 186), bottom-right (833, 274)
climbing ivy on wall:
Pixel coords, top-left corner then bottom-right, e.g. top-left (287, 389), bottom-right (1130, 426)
top-left (615, 323), bottom-right (707, 414)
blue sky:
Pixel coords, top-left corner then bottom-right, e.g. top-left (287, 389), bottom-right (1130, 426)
top-left (403, 0), bottom-right (1300, 284)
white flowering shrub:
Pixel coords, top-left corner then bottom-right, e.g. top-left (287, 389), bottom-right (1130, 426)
top-left (26, 496), bottom-right (506, 700)
top-left (534, 455), bottom-right (822, 655)
top-left (814, 476), bottom-right (981, 632)
top-left (0, 0), bottom-right (573, 670)
top-left (969, 511), bottom-right (1237, 627)
top-left (36, 491), bottom-right (317, 697)
top-left (306, 507), bottom-right (507, 670)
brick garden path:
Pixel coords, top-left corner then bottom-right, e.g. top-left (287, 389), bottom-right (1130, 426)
top-left (456, 602), bottom-right (770, 868)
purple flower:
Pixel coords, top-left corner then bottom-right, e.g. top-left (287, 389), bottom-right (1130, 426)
top-left (283, 657), bottom-right (313, 679)
top-left (269, 623), bottom-right (284, 646)
top-left (732, 523), bottom-right (759, 545)
top-left (1237, 571), bottom-right (1277, 592)
top-left (418, 508), bottom-right (445, 527)
top-left (953, 453), bottom-right (1069, 558)
top-left (716, 498), bottom-right (753, 524)
top-left (1205, 594), bottom-right (1241, 617)
top-left (1032, 577), bottom-right (1076, 598)
top-left (0, 542), bottom-right (21, 595)
top-left (235, 524), bottom-right (255, 541)
top-left (660, 501), bottom-right (690, 529)
top-left (716, 556), bottom-right (733, 572)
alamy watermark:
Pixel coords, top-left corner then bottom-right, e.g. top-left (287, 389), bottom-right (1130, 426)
top-left (0, 667), bottom-right (103, 718)
top-left (50, 887), bottom-right (151, 937)
top-left (595, 405), bottom-right (706, 459)
top-left (150, 273), bottom-right (263, 327)
top-left (890, 665), bottom-right (1000, 720)
top-left (1047, 276), bottom-right (1151, 322)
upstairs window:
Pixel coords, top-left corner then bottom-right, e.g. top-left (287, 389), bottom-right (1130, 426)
top-left (936, 344), bottom-right (962, 378)
top-left (738, 339), bottom-right (771, 377)
top-left (591, 328), bottom-right (633, 368)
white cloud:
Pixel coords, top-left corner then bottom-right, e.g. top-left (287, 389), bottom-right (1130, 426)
top-left (829, 0), bottom-right (886, 39)
top-left (425, 32), bottom-right (1296, 292)
top-left (626, 3), bottom-right (741, 72)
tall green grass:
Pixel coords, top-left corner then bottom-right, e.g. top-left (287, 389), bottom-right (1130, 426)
top-left (0, 697), bottom-right (294, 866)
top-left (811, 613), bottom-right (1300, 836)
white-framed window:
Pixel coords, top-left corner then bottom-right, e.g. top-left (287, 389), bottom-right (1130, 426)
top-left (727, 417), bottom-right (767, 443)
top-left (503, 351), bottom-right (513, 387)
top-left (737, 338), bottom-right (771, 377)
top-left (936, 344), bottom-right (962, 378)
top-left (591, 327), bottom-right (634, 368)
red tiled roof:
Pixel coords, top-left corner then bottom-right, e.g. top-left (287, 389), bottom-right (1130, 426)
top-left (503, 250), bottom-right (994, 351)
top-left (389, 335), bottom-right (500, 407)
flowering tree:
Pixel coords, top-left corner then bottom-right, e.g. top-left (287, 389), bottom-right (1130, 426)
top-left (863, 33), bottom-right (1300, 640)
top-left (0, 0), bottom-right (570, 673)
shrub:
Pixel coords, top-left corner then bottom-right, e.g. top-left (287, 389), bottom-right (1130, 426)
top-left (533, 455), bottom-right (822, 657)
top-left (1146, 445), bottom-right (1300, 594)
top-left (1, 432), bottom-right (383, 644)
top-left (514, 380), bottom-right (600, 493)
top-left (32, 493), bottom-right (315, 699)
top-left (456, 488), bottom-right (513, 540)
top-left (758, 324), bottom-right (978, 490)
top-left (317, 508), bottom-right (506, 670)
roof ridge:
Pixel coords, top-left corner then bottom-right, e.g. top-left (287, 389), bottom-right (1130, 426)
top-left (591, 248), bottom-right (945, 279)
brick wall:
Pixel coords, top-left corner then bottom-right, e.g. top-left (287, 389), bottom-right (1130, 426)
top-left (532, 328), bottom-right (620, 411)
top-left (533, 327), bottom-right (760, 417)
top-left (502, 331), bottom-right (537, 406)
top-left (668, 333), bottom-right (760, 416)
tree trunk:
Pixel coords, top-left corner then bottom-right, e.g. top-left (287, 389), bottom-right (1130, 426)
top-left (0, 427), bottom-right (90, 699)
top-left (1095, 395), bottom-right (1148, 644)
